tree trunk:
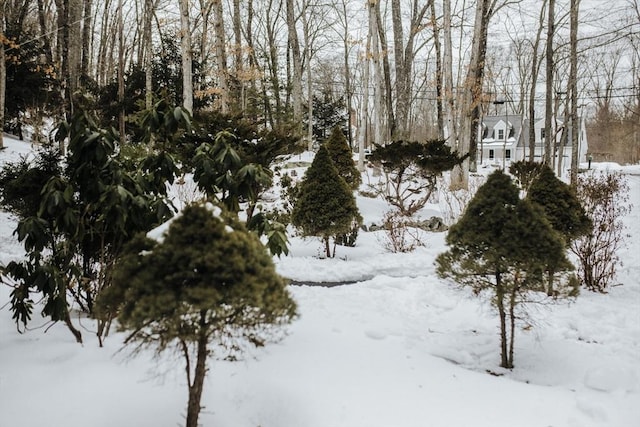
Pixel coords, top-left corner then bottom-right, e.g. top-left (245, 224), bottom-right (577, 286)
top-left (143, 0), bottom-right (154, 109)
top-left (213, 0), bottom-right (229, 113)
top-left (375, 1), bottom-right (394, 139)
top-left (495, 274), bottom-right (510, 368)
top-left (528, 1), bottom-right (547, 161)
top-left (391, 0), bottom-right (406, 139)
top-left (508, 285), bottom-right (517, 368)
top-left (358, 0), bottom-right (373, 172)
top-left (569, 0), bottom-right (580, 187)
top-left (431, 2), bottom-right (444, 139)
top-left (233, 0), bottom-right (243, 110)
top-left (302, 10), bottom-right (313, 150)
top-left (37, 0), bottom-right (54, 63)
top-left (443, 0), bottom-right (457, 146)
top-left (544, 0), bottom-right (555, 165)
top-left (68, 0), bottom-right (83, 100)
top-left (0, 8), bottom-right (5, 150)
top-left (81, 0), bottom-right (92, 79)
top-left (452, 0), bottom-right (493, 188)
top-left (178, 0), bottom-right (193, 115)
top-left (117, 0), bottom-right (125, 139)
top-left (286, 0), bottom-right (303, 132)
top-left (185, 321), bottom-right (209, 427)
top-left (341, 0), bottom-right (353, 148)
top-left (371, 0), bottom-right (383, 146)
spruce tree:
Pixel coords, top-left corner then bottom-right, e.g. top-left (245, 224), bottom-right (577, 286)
top-left (97, 203), bottom-right (296, 427)
top-left (436, 170), bottom-right (572, 368)
top-left (528, 166), bottom-right (591, 243)
top-left (527, 166), bottom-right (591, 295)
top-left (291, 145), bottom-right (361, 257)
top-left (324, 125), bottom-right (361, 190)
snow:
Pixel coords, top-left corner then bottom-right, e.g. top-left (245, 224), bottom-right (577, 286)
top-left (1, 135), bottom-right (639, 427)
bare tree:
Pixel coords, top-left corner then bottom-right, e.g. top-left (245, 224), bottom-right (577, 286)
top-left (390, 0), bottom-right (434, 140)
top-left (453, 0), bottom-right (507, 188)
top-left (177, 0), bottom-right (193, 114)
top-left (286, 0), bottom-right (303, 131)
top-left (212, 0), bottom-right (229, 113)
top-left (568, 0), bottom-right (580, 186)
top-left (543, 0), bottom-right (555, 165)
top-left (0, 8), bottom-right (5, 149)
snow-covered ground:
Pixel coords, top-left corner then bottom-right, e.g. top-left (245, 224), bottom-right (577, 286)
top-left (1, 135), bottom-right (638, 427)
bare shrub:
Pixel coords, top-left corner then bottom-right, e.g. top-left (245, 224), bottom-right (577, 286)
top-left (378, 210), bottom-right (425, 253)
top-left (173, 174), bottom-right (206, 208)
top-left (438, 173), bottom-right (484, 225)
top-left (570, 171), bottom-right (631, 292)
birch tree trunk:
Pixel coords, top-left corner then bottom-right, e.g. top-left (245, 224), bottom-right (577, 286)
top-left (544, 0), bottom-right (555, 165)
top-left (569, 0), bottom-right (580, 186)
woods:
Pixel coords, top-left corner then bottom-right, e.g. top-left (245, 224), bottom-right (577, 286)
top-left (0, 0), bottom-right (637, 169)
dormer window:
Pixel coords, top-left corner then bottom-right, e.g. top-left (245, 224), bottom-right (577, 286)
top-left (498, 129), bottom-right (504, 140)
top-left (540, 128), bottom-right (545, 141)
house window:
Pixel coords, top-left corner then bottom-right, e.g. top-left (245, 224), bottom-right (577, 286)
top-left (540, 128), bottom-right (545, 141)
top-left (506, 149), bottom-right (511, 160)
top-left (498, 129), bottom-right (504, 140)
top-left (489, 149), bottom-right (495, 160)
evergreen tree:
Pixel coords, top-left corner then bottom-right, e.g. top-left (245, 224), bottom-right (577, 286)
top-left (324, 125), bottom-right (361, 190)
top-left (436, 170), bottom-right (573, 368)
top-left (528, 166), bottom-right (591, 244)
top-left (509, 160), bottom-right (544, 194)
top-left (527, 166), bottom-right (591, 295)
top-left (368, 140), bottom-right (467, 216)
top-left (97, 203), bottom-right (296, 427)
top-left (291, 145), bottom-right (361, 257)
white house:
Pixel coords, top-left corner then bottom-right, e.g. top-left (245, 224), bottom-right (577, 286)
top-left (477, 115), bottom-right (589, 171)
top-left (477, 115), bottom-right (522, 169)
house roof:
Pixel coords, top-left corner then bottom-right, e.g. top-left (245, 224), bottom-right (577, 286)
top-left (480, 115), bottom-right (523, 146)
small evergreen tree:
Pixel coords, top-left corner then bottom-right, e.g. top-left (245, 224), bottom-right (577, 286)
top-left (368, 140), bottom-right (467, 216)
top-left (527, 166), bottom-right (591, 295)
top-left (291, 145), bottom-right (361, 257)
top-left (324, 126), bottom-right (361, 190)
top-left (509, 160), bottom-right (544, 194)
top-left (96, 203), bottom-right (296, 427)
top-left (436, 170), bottom-right (573, 368)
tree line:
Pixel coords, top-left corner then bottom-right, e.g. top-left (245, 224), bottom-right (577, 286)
top-left (1, 0), bottom-right (639, 168)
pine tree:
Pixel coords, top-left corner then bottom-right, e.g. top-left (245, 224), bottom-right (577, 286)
top-left (436, 170), bottom-right (572, 368)
top-left (527, 166), bottom-right (591, 295)
top-left (324, 125), bottom-right (361, 190)
top-left (528, 166), bottom-right (591, 244)
top-left (97, 203), bottom-right (296, 427)
top-left (291, 145), bottom-right (361, 257)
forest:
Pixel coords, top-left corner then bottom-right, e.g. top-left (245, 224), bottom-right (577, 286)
top-left (1, 0), bottom-right (639, 168)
